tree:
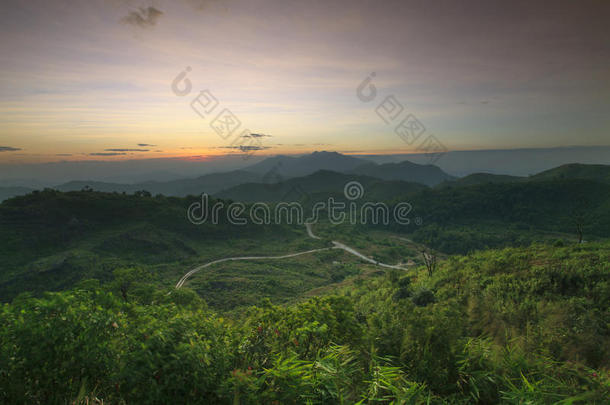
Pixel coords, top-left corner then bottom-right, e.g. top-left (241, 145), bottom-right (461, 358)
top-left (421, 248), bottom-right (437, 277)
top-left (570, 198), bottom-right (589, 244)
top-left (134, 190), bottom-right (151, 197)
top-left (110, 267), bottom-right (150, 301)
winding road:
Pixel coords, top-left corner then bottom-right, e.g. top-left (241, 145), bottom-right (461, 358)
top-left (175, 222), bottom-right (407, 289)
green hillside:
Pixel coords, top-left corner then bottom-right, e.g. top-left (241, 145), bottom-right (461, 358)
top-left (439, 172), bottom-right (524, 187)
top-left (530, 163), bottom-right (610, 183)
top-left (0, 189), bottom-right (329, 302)
top-left (4, 173), bottom-right (610, 301)
top-left (215, 170), bottom-right (427, 202)
top-left (0, 170), bottom-right (609, 403)
top-left (1, 240), bottom-right (607, 403)
top-left (387, 178), bottom-right (610, 254)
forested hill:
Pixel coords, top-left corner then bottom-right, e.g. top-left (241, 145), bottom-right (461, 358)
top-left (0, 189), bottom-right (317, 301)
top-left (2, 175), bottom-right (610, 300)
top-left (215, 170), bottom-right (427, 202)
top-left (388, 178), bottom-right (610, 254)
top-left (530, 163), bottom-right (610, 183)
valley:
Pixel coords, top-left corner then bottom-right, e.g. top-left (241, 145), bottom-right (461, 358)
top-left (0, 155), bottom-right (608, 404)
top-left (2, 2), bottom-right (609, 402)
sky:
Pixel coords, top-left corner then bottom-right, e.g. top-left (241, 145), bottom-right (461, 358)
top-left (0, 0), bottom-right (609, 164)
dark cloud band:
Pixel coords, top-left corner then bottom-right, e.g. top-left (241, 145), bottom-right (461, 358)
top-left (0, 146), bottom-right (21, 152)
top-left (120, 7), bottom-right (163, 28)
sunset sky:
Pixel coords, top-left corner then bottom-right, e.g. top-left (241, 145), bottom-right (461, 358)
top-left (1, 0), bottom-right (609, 163)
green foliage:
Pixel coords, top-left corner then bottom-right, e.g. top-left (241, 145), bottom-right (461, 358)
top-left (0, 288), bottom-right (235, 404)
top-left (0, 219), bottom-right (608, 403)
top-left (410, 286), bottom-right (436, 307)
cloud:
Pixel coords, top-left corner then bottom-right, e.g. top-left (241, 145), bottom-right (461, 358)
top-left (186, 0), bottom-right (224, 11)
top-left (219, 145), bottom-right (271, 152)
top-left (241, 133), bottom-right (271, 138)
top-left (89, 152), bottom-right (127, 156)
top-left (120, 7), bottom-right (163, 28)
top-left (55, 153), bottom-right (72, 156)
top-left (104, 148), bottom-right (149, 152)
top-left (0, 146), bottom-right (21, 152)
top-left (137, 143), bottom-right (156, 147)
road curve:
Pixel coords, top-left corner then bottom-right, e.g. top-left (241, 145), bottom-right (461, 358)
top-left (175, 247), bottom-right (332, 289)
top-left (305, 222), bottom-right (320, 239)
top-left (175, 223), bottom-right (408, 289)
top-left (307, 223), bottom-right (407, 270)
top-left (331, 241), bottom-right (405, 270)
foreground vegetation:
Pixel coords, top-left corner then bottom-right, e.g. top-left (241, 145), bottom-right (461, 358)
top-left (1, 241), bottom-right (608, 404)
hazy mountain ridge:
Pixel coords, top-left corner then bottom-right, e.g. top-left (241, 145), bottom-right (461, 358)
top-left (0, 186), bottom-right (34, 202)
top-left (214, 170), bottom-right (428, 202)
top-left (2, 146), bottom-right (609, 190)
top-left (0, 152), bottom-right (452, 201)
top-left (366, 146), bottom-right (610, 176)
top-left (350, 160), bottom-right (455, 186)
top-left (55, 170), bottom-right (262, 196)
top-left (2, 153), bottom-right (610, 203)
top-left (244, 151), bottom-right (371, 178)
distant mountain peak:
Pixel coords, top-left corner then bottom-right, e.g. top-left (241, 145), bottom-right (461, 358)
top-left (311, 150), bottom-right (339, 155)
top-left (244, 151), bottom-right (371, 178)
top-left (349, 159), bottom-right (454, 186)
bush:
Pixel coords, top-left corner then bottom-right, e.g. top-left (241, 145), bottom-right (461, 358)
top-left (411, 287), bottom-right (436, 307)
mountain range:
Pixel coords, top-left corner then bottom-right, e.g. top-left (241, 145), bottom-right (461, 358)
top-left (54, 170), bottom-right (262, 196)
top-left (0, 152), bottom-right (453, 201)
top-left (2, 152), bottom-right (610, 203)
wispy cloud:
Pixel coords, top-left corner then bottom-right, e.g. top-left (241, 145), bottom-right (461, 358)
top-left (138, 143), bottom-right (156, 147)
top-left (89, 152), bottom-right (127, 156)
top-left (0, 146), bottom-right (21, 152)
top-left (104, 148), bottom-right (149, 152)
top-left (186, 0), bottom-right (224, 10)
top-left (219, 145), bottom-right (271, 151)
top-left (241, 133), bottom-right (271, 138)
top-left (120, 7), bottom-right (163, 29)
